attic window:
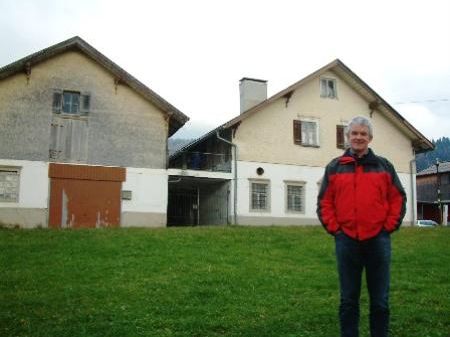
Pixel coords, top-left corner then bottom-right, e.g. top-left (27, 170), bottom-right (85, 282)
top-left (53, 90), bottom-right (90, 115)
top-left (320, 78), bottom-right (337, 99)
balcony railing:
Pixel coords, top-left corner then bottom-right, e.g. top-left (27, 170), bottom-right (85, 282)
top-left (171, 151), bottom-right (232, 173)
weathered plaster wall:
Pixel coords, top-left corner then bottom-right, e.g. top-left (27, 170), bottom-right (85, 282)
top-left (0, 51), bottom-right (168, 169)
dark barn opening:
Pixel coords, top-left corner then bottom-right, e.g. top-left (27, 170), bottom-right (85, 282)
top-left (167, 177), bottom-right (230, 226)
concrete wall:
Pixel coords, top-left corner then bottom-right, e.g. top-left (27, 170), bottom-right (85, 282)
top-left (233, 71), bottom-right (414, 173)
top-left (0, 51), bottom-right (168, 169)
top-left (0, 159), bottom-right (48, 228)
top-left (121, 168), bottom-right (168, 227)
top-left (0, 162), bottom-right (170, 228)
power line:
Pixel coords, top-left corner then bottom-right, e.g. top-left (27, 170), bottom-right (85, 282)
top-left (393, 98), bottom-right (450, 105)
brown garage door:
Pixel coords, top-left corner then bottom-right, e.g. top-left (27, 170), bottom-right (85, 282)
top-left (49, 163), bottom-right (125, 228)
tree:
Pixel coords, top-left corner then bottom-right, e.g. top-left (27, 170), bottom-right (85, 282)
top-left (416, 137), bottom-right (450, 172)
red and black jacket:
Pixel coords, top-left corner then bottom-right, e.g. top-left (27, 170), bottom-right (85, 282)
top-left (317, 148), bottom-right (406, 241)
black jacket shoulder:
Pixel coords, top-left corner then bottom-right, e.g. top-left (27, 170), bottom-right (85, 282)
top-left (374, 155), bottom-right (397, 173)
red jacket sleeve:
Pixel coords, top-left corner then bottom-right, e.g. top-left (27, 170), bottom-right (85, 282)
top-left (317, 164), bottom-right (340, 235)
top-left (385, 163), bottom-right (407, 232)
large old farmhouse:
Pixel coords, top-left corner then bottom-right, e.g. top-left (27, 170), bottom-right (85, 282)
top-left (0, 36), bottom-right (188, 228)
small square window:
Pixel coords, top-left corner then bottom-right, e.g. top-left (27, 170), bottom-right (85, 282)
top-left (250, 180), bottom-right (270, 211)
top-left (320, 78), bottom-right (337, 99)
top-left (0, 168), bottom-right (20, 203)
top-left (286, 183), bottom-right (305, 213)
top-left (53, 90), bottom-right (90, 115)
top-left (63, 91), bottom-right (80, 114)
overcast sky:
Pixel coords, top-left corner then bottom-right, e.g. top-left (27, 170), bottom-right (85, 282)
top-left (1, 0), bottom-right (449, 140)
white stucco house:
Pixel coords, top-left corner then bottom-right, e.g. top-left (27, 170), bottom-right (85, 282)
top-left (167, 59), bottom-right (433, 226)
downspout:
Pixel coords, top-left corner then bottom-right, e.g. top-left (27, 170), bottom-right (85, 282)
top-left (216, 129), bottom-right (237, 225)
top-left (164, 112), bottom-right (172, 170)
top-left (410, 151), bottom-right (417, 226)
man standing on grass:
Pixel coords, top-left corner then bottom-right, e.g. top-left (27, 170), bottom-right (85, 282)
top-left (317, 116), bottom-right (406, 337)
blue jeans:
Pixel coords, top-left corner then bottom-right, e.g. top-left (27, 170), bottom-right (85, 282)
top-left (335, 231), bottom-right (391, 337)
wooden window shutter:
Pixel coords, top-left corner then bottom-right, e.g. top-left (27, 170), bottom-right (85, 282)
top-left (320, 79), bottom-right (327, 97)
top-left (80, 92), bottom-right (91, 115)
top-left (49, 119), bottom-right (63, 160)
top-left (70, 119), bottom-right (89, 162)
top-left (293, 120), bottom-right (302, 145)
top-left (336, 125), bottom-right (345, 149)
top-left (52, 89), bottom-right (63, 113)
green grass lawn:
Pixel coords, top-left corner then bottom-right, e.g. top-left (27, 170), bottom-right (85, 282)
top-left (1, 226), bottom-right (449, 337)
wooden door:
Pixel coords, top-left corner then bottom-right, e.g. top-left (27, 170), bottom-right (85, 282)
top-left (48, 163), bottom-right (125, 228)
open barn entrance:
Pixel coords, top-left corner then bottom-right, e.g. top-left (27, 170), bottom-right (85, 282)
top-left (167, 176), bottom-right (230, 226)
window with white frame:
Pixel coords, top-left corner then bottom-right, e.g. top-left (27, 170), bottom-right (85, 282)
top-left (250, 180), bottom-right (270, 211)
top-left (285, 182), bottom-right (305, 213)
top-left (293, 119), bottom-right (319, 147)
top-left (0, 167), bottom-right (20, 202)
top-left (320, 78), bottom-right (337, 99)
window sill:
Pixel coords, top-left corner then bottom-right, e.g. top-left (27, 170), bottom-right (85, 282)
top-left (296, 144), bottom-right (320, 148)
top-left (53, 113), bottom-right (89, 121)
top-left (285, 210), bottom-right (305, 215)
top-left (249, 209), bottom-right (271, 213)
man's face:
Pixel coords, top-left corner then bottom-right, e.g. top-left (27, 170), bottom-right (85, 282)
top-left (348, 124), bottom-right (372, 156)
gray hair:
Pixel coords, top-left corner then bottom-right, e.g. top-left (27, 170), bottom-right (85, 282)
top-left (346, 116), bottom-right (373, 138)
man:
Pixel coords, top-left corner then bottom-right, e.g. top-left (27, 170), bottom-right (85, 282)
top-left (317, 116), bottom-right (406, 337)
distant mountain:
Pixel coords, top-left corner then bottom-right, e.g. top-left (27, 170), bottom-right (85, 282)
top-left (168, 138), bottom-right (195, 155)
top-left (168, 120), bottom-right (217, 155)
top-left (416, 137), bottom-right (450, 172)
top-left (171, 120), bottom-right (216, 139)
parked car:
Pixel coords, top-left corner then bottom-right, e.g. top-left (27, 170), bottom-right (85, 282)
top-left (415, 219), bottom-right (438, 227)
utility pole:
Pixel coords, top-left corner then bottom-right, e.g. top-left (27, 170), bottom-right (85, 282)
top-left (435, 159), bottom-right (442, 225)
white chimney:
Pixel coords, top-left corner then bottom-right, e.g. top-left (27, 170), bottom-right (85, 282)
top-left (239, 77), bottom-right (267, 114)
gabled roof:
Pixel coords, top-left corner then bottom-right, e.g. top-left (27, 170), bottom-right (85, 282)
top-left (223, 59), bottom-right (433, 153)
top-left (417, 161), bottom-right (450, 176)
top-left (0, 36), bottom-right (189, 136)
